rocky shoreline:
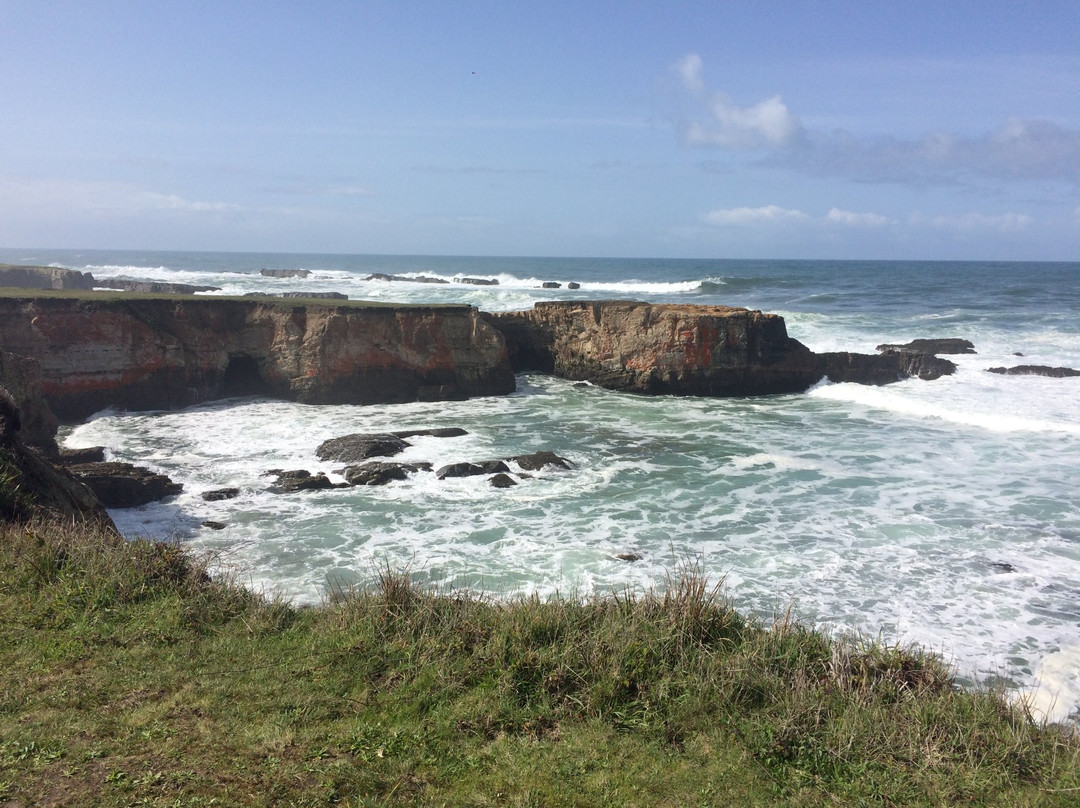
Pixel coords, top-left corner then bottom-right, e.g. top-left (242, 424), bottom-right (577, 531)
top-left (2, 264), bottom-right (1078, 520)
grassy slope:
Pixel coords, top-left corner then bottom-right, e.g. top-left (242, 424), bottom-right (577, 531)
top-left (0, 518), bottom-right (1078, 807)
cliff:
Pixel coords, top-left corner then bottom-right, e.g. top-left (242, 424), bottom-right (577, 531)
top-left (0, 296), bottom-right (515, 421)
top-left (486, 301), bottom-right (952, 396)
top-left (0, 263), bottom-right (96, 291)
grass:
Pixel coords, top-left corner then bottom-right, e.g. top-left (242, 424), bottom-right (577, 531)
top-left (0, 517), bottom-right (1078, 807)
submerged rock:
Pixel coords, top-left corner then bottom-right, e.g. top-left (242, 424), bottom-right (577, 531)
top-left (436, 460), bottom-right (511, 479)
top-left (616, 552), bottom-right (644, 562)
top-left (316, 433), bottom-right (410, 463)
top-left (986, 365), bottom-right (1080, 378)
top-left (343, 462), bottom-right (429, 486)
top-left (202, 487), bottom-right (240, 501)
top-left (201, 520), bottom-right (227, 530)
top-left (260, 268), bottom-right (311, 278)
top-left (510, 451), bottom-right (572, 471)
top-left (877, 338), bottom-right (976, 355)
top-left (67, 462), bottom-right (183, 508)
top-left (268, 470), bottom-right (339, 493)
top-left (454, 277), bottom-right (499, 286)
top-left (489, 473), bottom-right (517, 488)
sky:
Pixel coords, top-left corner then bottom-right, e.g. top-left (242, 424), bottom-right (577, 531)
top-left (1, 1), bottom-right (1078, 260)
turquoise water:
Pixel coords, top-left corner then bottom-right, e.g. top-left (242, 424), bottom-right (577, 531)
top-left (5, 248), bottom-right (1078, 723)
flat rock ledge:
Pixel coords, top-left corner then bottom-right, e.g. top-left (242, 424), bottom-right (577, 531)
top-left (987, 365), bottom-right (1080, 378)
top-left (67, 462), bottom-right (183, 508)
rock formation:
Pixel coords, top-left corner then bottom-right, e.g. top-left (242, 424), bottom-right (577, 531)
top-left (0, 351), bottom-right (60, 455)
top-left (0, 264), bottom-right (96, 291)
top-left (486, 301), bottom-right (952, 396)
top-left (67, 461), bottom-right (183, 508)
top-left (0, 296), bottom-right (515, 421)
top-left (987, 365), bottom-right (1080, 378)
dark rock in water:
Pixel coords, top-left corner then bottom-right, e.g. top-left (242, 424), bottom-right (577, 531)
top-left (68, 462), bottom-right (183, 508)
top-left (616, 552), bottom-right (643, 562)
top-left (392, 427), bottom-right (468, 439)
top-left (489, 473), bottom-right (517, 488)
top-left (566, 282), bottom-right (581, 290)
top-left (876, 338), bottom-right (976, 355)
top-left (511, 450), bottom-right (572, 471)
top-left (344, 462), bottom-right (425, 486)
top-left (454, 277), bottom-right (499, 286)
top-left (365, 273), bottom-right (449, 285)
top-left (542, 282), bottom-right (561, 289)
top-left (260, 268), bottom-right (311, 278)
top-left (96, 280), bottom-right (221, 294)
top-left (436, 460), bottom-right (511, 479)
top-left (269, 470), bottom-right (338, 492)
top-left (58, 446), bottom-right (106, 464)
top-left (202, 487), bottom-right (240, 501)
top-left (1013, 352), bottom-right (1025, 357)
top-left (986, 365), bottom-right (1080, 378)
top-left (991, 561), bottom-right (1017, 573)
top-left (819, 351), bottom-right (956, 384)
top-left (202, 520), bottom-right (227, 530)
top-left (317, 433), bottom-right (410, 463)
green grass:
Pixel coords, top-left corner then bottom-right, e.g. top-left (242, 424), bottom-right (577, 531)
top-left (1, 517), bottom-right (1077, 807)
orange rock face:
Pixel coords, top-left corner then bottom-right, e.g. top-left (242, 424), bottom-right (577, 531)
top-left (0, 297), bottom-right (515, 420)
top-left (487, 301), bottom-right (822, 396)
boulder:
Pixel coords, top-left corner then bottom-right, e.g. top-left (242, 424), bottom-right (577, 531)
top-left (202, 487), bottom-right (241, 501)
top-left (542, 282), bottom-right (561, 289)
top-left (260, 269), bottom-right (311, 278)
top-left (876, 338), bottom-right (976, 355)
top-left (343, 461), bottom-right (427, 486)
top-left (67, 462), bottom-right (183, 508)
top-left (316, 433), bottom-right (411, 463)
top-left (392, 427), bottom-right (468, 439)
top-left (510, 451), bottom-right (572, 471)
top-left (489, 473), bottom-right (517, 488)
top-left (202, 520), bottom-right (227, 530)
top-left (566, 282), bottom-right (581, 290)
top-left (268, 470), bottom-right (338, 493)
top-left (436, 460), bottom-right (511, 479)
top-left (986, 365), bottom-right (1080, 378)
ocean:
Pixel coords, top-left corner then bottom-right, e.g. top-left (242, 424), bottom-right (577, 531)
top-left (3, 248), bottom-right (1078, 723)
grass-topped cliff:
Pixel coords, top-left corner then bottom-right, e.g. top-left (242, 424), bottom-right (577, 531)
top-left (1, 512), bottom-right (1078, 806)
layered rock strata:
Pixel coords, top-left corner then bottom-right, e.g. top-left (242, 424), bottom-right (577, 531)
top-left (486, 301), bottom-right (953, 396)
top-left (0, 296), bottom-right (515, 421)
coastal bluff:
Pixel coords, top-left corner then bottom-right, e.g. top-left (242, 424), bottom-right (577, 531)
top-left (0, 293), bottom-right (953, 422)
top-left (0, 296), bottom-right (514, 421)
top-left (487, 301), bottom-right (954, 396)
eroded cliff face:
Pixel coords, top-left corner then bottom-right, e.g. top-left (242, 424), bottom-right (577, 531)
top-left (487, 301), bottom-right (823, 396)
top-left (0, 297), bottom-right (515, 421)
top-left (487, 301), bottom-right (956, 396)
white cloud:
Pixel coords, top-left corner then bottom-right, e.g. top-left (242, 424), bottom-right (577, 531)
top-left (825, 208), bottom-right (893, 228)
top-left (0, 177), bottom-right (240, 217)
top-left (703, 205), bottom-right (810, 226)
top-left (688, 94), bottom-right (800, 150)
top-left (916, 211), bottom-right (1033, 233)
top-left (675, 52), bottom-right (704, 93)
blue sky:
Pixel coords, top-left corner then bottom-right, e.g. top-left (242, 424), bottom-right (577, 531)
top-left (2, 1), bottom-right (1078, 259)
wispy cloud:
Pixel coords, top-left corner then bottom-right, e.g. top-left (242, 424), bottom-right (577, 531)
top-left (675, 53), bottom-right (1080, 186)
top-left (0, 177), bottom-right (241, 216)
top-left (703, 205), bottom-right (810, 226)
top-left (675, 53), bottom-right (800, 150)
top-left (703, 204), bottom-right (1030, 235)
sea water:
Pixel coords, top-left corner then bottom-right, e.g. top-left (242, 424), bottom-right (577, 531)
top-left (3, 249), bottom-right (1078, 723)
